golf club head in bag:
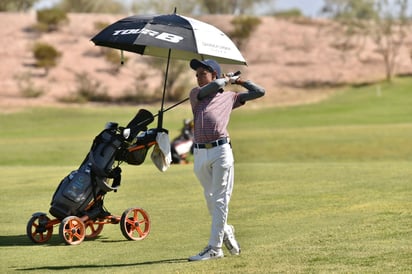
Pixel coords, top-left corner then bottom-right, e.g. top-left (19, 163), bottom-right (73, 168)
top-left (126, 109), bottom-right (154, 139)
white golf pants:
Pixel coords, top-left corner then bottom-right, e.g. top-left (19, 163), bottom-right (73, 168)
top-left (193, 143), bottom-right (234, 248)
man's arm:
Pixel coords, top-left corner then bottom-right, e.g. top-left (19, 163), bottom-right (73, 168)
top-left (196, 77), bottom-right (265, 103)
top-left (236, 79), bottom-right (265, 103)
top-left (197, 79), bottom-right (227, 100)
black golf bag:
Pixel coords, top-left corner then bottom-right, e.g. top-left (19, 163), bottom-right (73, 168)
top-left (49, 109), bottom-right (157, 220)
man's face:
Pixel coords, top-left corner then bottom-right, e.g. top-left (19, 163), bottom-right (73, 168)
top-left (196, 67), bottom-right (216, 87)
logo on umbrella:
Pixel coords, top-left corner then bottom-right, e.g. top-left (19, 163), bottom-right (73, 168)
top-left (113, 28), bottom-right (184, 44)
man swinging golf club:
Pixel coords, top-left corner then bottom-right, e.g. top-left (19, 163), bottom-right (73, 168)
top-left (188, 59), bottom-right (265, 261)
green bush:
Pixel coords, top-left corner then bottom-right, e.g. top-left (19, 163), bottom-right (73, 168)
top-left (103, 48), bottom-right (128, 73)
top-left (36, 8), bottom-right (69, 32)
top-left (58, 0), bottom-right (125, 13)
top-left (94, 21), bottom-right (110, 32)
top-left (14, 72), bottom-right (44, 98)
top-left (229, 16), bottom-right (262, 49)
top-left (32, 42), bottom-right (62, 75)
top-left (272, 9), bottom-right (319, 26)
top-left (59, 72), bottom-right (111, 103)
top-left (0, 0), bottom-right (37, 11)
top-left (119, 72), bottom-right (161, 104)
top-left (273, 8), bottom-right (303, 18)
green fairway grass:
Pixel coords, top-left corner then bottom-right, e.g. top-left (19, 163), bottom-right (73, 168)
top-left (1, 77), bottom-right (411, 273)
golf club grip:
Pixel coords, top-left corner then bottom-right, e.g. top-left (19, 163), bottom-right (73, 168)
top-left (226, 71), bottom-right (241, 77)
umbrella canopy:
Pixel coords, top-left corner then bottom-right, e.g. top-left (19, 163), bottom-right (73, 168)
top-left (91, 11), bottom-right (246, 128)
top-left (91, 13), bottom-right (246, 65)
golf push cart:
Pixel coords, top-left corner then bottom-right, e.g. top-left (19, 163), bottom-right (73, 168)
top-left (26, 109), bottom-right (169, 245)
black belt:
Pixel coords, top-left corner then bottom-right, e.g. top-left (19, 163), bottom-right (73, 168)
top-left (194, 138), bottom-right (229, 149)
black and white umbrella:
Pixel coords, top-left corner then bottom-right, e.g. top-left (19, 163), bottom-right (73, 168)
top-left (91, 10), bottom-right (246, 127)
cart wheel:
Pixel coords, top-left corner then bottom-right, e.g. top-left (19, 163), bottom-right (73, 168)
top-left (84, 220), bottom-right (104, 239)
top-left (120, 207), bottom-right (150, 241)
top-left (26, 213), bottom-right (53, 244)
top-left (59, 216), bottom-right (85, 245)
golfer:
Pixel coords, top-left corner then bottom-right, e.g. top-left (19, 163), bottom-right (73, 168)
top-left (188, 59), bottom-right (265, 261)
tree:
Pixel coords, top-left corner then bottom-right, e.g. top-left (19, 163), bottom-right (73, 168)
top-left (322, 0), bottom-right (411, 82)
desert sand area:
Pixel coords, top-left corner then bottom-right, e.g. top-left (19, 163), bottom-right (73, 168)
top-left (1, 12), bottom-right (411, 111)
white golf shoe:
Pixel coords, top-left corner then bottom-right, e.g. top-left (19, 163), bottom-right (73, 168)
top-left (188, 245), bottom-right (224, 261)
top-left (223, 225), bottom-right (241, 255)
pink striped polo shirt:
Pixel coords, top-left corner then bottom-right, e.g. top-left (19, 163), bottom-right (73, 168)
top-left (189, 88), bottom-right (244, 143)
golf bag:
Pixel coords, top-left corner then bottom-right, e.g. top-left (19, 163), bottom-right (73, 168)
top-left (49, 109), bottom-right (157, 220)
top-left (171, 119), bottom-right (194, 164)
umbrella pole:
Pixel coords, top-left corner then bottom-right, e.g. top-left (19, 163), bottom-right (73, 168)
top-left (157, 48), bottom-right (172, 129)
